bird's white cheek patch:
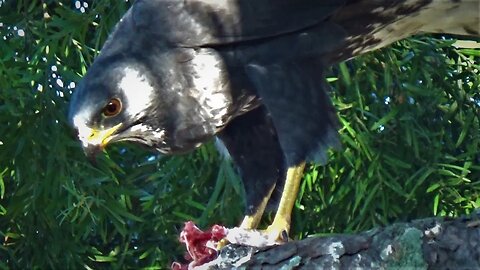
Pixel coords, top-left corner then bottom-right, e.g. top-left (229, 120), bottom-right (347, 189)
top-left (73, 114), bottom-right (95, 147)
top-left (118, 67), bottom-right (155, 118)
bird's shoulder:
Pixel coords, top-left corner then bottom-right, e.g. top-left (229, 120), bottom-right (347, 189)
top-left (131, 0), bottom-right (346, 47)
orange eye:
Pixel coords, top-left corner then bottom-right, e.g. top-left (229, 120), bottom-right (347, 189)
top-left (102, 98), bottom-right (122, 117)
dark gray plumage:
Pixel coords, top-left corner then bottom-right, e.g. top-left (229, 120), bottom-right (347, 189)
top-left (68, 0), bottom-right (479, 235)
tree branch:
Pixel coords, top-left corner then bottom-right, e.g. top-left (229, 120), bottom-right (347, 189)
top-left (207, 212), bottom-right (480, 269)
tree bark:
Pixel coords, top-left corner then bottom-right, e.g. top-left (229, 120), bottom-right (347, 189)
top-left (206, 212), bottom-right (480, 269)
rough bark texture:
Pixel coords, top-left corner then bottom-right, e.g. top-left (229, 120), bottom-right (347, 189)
top-left (208, 212), bottom-right (480, 269)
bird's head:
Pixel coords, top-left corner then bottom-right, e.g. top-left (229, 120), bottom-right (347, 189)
top-left (68, 46), bottom-right (233, 162)
top-left (68, 3), bottom-right (236, 162)
top-left (68, 56), bottom-right (170, 161)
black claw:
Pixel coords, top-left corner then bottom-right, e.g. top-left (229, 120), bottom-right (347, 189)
top-left (281, 230), bottom-right (289, 242)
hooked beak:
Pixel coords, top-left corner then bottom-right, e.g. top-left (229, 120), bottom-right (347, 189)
top-left (76, 123), bottom-right (123, 163)
top-left (83, 144), bottom-right (102, 164)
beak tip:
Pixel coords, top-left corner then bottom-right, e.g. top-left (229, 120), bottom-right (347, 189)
top-left (83, 144), bottom-right (102, 165)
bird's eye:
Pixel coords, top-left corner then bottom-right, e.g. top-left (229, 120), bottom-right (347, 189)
top-left (102, 98), bottom-right (122, 117)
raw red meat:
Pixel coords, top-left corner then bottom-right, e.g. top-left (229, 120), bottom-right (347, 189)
top-left (171, 221), bottom-right (227, 269)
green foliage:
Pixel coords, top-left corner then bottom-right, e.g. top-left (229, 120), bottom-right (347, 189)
top-left (295, 37), bottom-right (480, 236)
top-left (0, 0), bottom-right (479, 268)
top-left (293, 37), bottom-right (480, 239)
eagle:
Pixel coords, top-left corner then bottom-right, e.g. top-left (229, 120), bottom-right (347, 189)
top-left (68, 0), bottom-right (479, 243)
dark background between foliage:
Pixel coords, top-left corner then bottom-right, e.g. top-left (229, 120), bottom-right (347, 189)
top-left (0, 1), bottom-right (479, 269)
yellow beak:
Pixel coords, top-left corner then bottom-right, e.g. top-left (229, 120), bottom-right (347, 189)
top-left (85, 124), bottom-right (122, 148)
top-left (79, 123), bottom-right (122, 161)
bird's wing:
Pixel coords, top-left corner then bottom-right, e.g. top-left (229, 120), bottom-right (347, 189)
top-left (131, 0), bottom-right (345, 47)
top-left (245, 59), bottom-right (341, 167)
top-left (217, 105), bottom-right (286, 216)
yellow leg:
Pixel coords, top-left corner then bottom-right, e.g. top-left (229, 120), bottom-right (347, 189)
top-left (217, 181), bottom-right (276, 249)
top-left (265, 161), bottom-right (306, 242)
top-left (218, 162), bottom-right (305, 248)
top-left (239, 182), bottom-right (276, 229)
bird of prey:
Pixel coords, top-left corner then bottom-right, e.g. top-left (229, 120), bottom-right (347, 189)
top-left (69, 0), bottom-right (479, 243)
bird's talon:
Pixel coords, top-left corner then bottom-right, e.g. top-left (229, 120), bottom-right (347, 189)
top-left (281, 230), bottom-right (289, 242)
top-left (264, 218), bottom-right (290, 244)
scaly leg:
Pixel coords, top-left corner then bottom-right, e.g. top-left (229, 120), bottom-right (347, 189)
top-left (239, 182), bottom-right (276, 229)
top-left (265, 161), bottom-right (306, 242)
top-left (217, 162), bottom-right (305, 248)
top-left (217, 182), bottom-right (276, 249)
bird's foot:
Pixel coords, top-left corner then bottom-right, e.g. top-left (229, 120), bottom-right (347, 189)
top-left (217, 225), bottom-right (289, 248)
top-left (264, 217), bottom-right (290, 244)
